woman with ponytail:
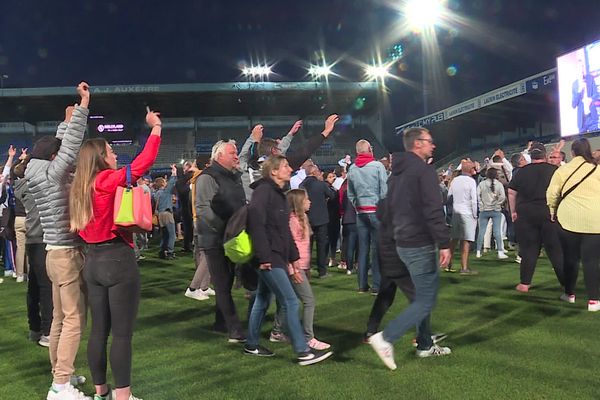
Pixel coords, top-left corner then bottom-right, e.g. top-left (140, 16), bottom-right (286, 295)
top-left (476, 167), bottom-right (508, 259)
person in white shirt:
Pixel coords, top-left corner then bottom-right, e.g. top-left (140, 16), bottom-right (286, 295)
top-left (290, 159), bottom-right (314, 189)
top-left (447, 160), bottom-right (478, 275)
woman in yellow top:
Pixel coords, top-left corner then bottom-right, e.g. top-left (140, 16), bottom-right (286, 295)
top-left (547, 138), bottom-right (600, 312)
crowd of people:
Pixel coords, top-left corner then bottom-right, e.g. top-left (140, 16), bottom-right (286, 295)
top-left (2, 81), bottom-right (600, 399)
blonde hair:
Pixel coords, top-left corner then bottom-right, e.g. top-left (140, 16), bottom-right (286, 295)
top-left (261, 155), bottom-right (287, 179)
top-left (69, 138), bottom-right (110, 231)
top-left (286, 189), bottom-right (311, 239)
top-left (355, 139), bottom-right (371, 154)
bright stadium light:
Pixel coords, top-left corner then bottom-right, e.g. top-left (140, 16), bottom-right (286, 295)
top-left (405, 0), bottom-right (443, 31)
top-left (242, 65), bottom-right (272, 77)
top-left (365, 64), bottom-right (390, 80)
top-left (309, 65), bottom-right (332, 78)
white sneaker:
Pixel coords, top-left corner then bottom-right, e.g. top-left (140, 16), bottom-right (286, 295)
top-left (588, 300), bottom-right (600, 312)
top-left (4, 270), bottom-right (12, 277)
top-left (515, 256), bottom-right (522, 264)
top-left (47, 383), bottom-right (91, 400)
top-left (16, 275), bottom-right (25, 283)
top-left (559, 294), bottom-right (575, 304)
top-left (110, 391), bottom-right (142, 400)
top-left (415, 344), bottom-right (452, 358)
top-left (184, 288), bottom-right (209, 301)
top-left (498, 252), bottom-right (509, 260)
top-left (368, 332), bottom-right (397, 370)
top-left (201, 287), bottom-right (216, 296)
top-left (476, 251), bottom-right (481, 258)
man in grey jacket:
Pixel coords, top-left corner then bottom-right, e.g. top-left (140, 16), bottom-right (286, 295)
top-left (347, 139), bottom-right (387, 294)
top-left (195, 139), bottom-right (247, 342)
top-left (25, 82), bottom-right (90, 400)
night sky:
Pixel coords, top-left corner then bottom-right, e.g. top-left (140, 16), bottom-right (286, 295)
top-left (2, 0), bottom-right (600, 125)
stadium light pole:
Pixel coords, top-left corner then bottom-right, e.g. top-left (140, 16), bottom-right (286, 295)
top-left (405, 0), bottom-right (443, 115)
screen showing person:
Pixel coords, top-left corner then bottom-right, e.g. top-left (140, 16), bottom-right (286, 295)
top-left (557, 38), bottom-right (600, 137)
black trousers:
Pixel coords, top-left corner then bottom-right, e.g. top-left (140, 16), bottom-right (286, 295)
top-left (310, 224), bottom-right (329, 276)
top-left (514, 214), bottom-right (564, 286)
top-left (327, 217), bottom-right (340, 260)
top-left (204, 248), bottom-right (244, 337)
top-left (26, 243), bottom-right (53, 335)
top-left (84, 240), bottom-right (140, 388)
top-left (366, 274), bottom-right (416, 334)
top-left (559, 228), bottom-right (600, 300)
top-left (181, 202), bottom-right (194, 251)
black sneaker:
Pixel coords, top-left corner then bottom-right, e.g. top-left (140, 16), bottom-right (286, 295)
top-left (243, 344), bottom-right (275, 357)
top-left (297, 349), bottom-right (333, 366)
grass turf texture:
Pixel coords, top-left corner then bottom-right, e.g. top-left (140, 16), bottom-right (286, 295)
top-left (1, 246), bottom-right (599, 400)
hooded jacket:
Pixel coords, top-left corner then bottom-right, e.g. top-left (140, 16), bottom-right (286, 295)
top-left (388, 152), bottom-right (449, 249)
top-left (347, 153), bottom-right (387, 213)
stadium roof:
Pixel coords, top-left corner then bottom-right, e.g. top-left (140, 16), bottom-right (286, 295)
top-left (0, 82), bottom-right (380, 123)
top-left (392, 68), bottom-right (559, 155)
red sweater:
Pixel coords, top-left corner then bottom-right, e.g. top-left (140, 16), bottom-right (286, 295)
top-left (79, 135), bottom-right (161, 247)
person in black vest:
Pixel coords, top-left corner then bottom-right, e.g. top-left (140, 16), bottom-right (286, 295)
top-left (175, 161), bottom-right (194, 252)
top-left (324, 170), bottom-right (340, 268)
top-left (300, 165), bottom-right (336, 278)
top-left (195, 140), bottom-right (246, 342)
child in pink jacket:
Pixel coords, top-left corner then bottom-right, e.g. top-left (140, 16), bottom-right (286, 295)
top-left (287, 189), bottom-right (330, 350)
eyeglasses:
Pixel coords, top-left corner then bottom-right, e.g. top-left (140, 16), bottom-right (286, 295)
top-left (416, 138), bottom-right (434, 144)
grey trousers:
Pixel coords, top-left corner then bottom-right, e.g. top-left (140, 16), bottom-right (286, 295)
top-left (189, 248), bottom-right (211, 290)
top-left (271, 270), bottom-right (317, 340)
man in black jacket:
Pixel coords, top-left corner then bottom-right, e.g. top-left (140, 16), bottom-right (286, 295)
top-left (195, 140), bottom-right (246, 342)
top-left (175, 161), bottom-right (194, 252)
top-left (368, 127), bottom-right (451, 370)
top-left (300, 165), bottom-right (336, 278)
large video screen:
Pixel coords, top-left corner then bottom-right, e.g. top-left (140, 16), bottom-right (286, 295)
top-left (558, 38), bottom-right (600, 137)
top-left (88, 115), bottom-right (136, 144)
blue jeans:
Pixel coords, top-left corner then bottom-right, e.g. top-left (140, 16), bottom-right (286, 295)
top-left (160, 222), bottom-right (176, 254)
top-left (476, 211), bottom-right (504, 252)
top-left (356, 213), bottom-right (381, 291)
top-left (247, 267), bottom-right (309, 354)
top-left (382, 245), bottom-right (438, 349)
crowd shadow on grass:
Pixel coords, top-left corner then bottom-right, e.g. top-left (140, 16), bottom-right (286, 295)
top-left (447, 299), bottom-right (567, 346)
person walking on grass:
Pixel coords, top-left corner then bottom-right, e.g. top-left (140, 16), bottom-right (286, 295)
top-left (69, 109), bottom-right (163, 400)
top-left (508, 142), bottom-right (564, 293)
top-left (244, 155), bottom-right (333, 365)
top-left (368, 127), bottom-right (451, 370)
top-left (547, 138), bottom-right (600, 311)
top-left (26, 82), bottom-right (90, 400)
top-left (476, 167), bottom-right (509, 260)
top-left (447, 160), bottom-right (478, 275)
top-left (286, 188), bottom-right (331, 350)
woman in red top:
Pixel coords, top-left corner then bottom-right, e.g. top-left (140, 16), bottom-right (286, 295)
top-left (69, 110), bottom-right (162, 400)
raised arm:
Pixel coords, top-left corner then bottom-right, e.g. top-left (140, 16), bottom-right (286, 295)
top-left (287, 114), bottom-right (338, 170)
top-left (47, 82), bottom-right (90, 182)
top-left (279, 120), bottom-right (302, 155)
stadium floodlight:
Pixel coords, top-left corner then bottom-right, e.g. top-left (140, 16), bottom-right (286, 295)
top-left (308, 65), bottom-right (332, 78)
top-left (365, 64), bottom-right (390, 80)
top-left (405, 0), bottom-right (443, 31)
top-left (242, 65), bottom-right (272, 77)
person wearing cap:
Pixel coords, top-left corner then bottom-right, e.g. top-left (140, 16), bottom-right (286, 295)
top-left (508, 142), bottom-right (564, 293)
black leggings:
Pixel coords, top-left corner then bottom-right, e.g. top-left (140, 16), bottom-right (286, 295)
top-left (514, 214), bottom-right (564, 286)
top-left (559, 228), bottom-right (600, 300)
top-left (26, 243), bottom-right (53, 335)
top-left (84, 240), bottom-right (140, 388)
